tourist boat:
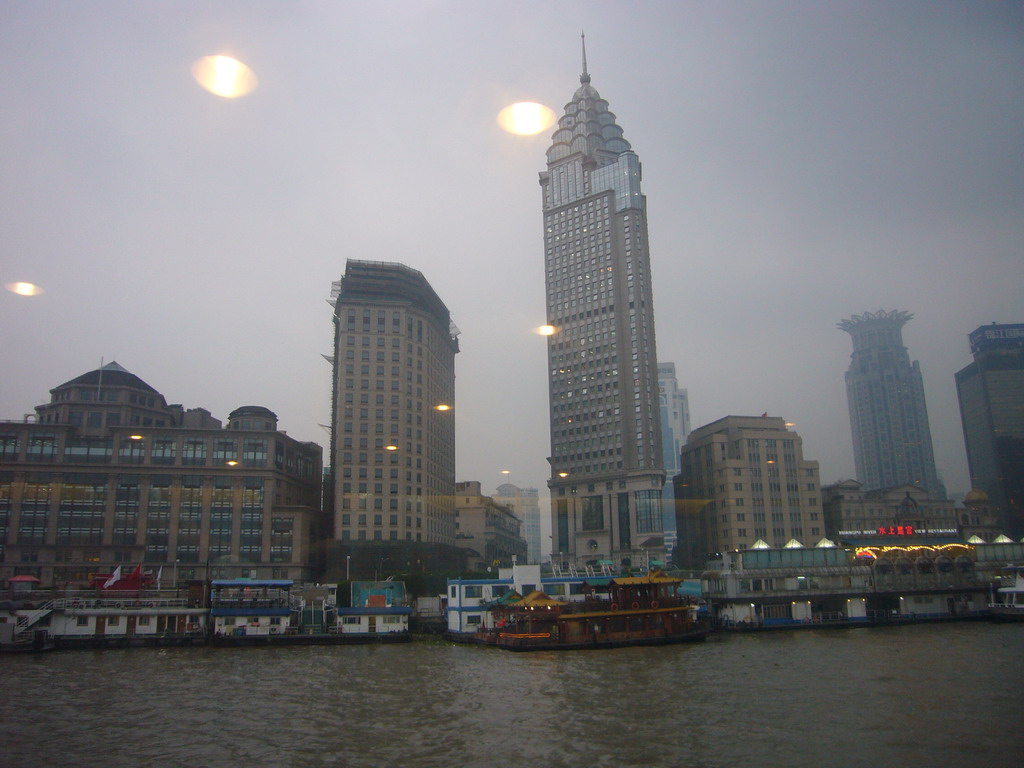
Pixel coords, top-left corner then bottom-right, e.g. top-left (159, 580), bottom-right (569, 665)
top-left (474, 571), bottom-right (708, 651)
top-left (990, 566), bottom-right (1024, 622)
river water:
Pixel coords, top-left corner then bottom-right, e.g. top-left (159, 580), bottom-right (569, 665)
top-left (2, 623), bottom-right (1021, 768)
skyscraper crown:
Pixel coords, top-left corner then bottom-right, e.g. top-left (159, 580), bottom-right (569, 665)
top-left (546, 37), bottom-right (631, 163)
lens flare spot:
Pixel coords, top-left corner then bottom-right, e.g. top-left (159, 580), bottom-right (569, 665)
top-left (192, 55), bottom-right (258, 98)
top-left (497, 102), bottom-right (556, 136)
top-left (6, 282), bottom-right (43, 296)
top-left (537, 325), bottom-right (556, 336)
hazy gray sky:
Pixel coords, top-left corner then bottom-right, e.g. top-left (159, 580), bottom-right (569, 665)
top-left (2, 2), bottom-right (1022, 508)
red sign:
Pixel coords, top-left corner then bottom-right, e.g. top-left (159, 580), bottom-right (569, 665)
top-left (877, 525), bottom-right (914, 536)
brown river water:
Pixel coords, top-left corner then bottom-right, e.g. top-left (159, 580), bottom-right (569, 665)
top-left (1, 623), bottom-right (1021, 768)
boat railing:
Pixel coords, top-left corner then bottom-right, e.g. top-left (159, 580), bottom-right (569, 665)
top-left (209, 597), bottom-right (289, 609)
top-left (558, 596), bottom-right (692, 614)
top-left (52, 596), bottom-right (191, 610)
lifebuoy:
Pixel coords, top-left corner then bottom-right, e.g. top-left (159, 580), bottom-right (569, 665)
top-left (610, 603), bottom-right (619, 611)
top-left (631, 601), bottom-right (640, 610)
top-left (651, 600), bottom-right (659, 609)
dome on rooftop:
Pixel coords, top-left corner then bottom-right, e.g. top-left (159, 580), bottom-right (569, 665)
top-left (227, 406), bottom-right (278, 431)
top-left (55, 361), bottom-right (159, 395)
top-left (964, 488), bottom-right (990, 503)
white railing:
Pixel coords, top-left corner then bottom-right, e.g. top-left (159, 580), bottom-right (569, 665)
top-left (53, 597), bottom-right (190, 610)
top-left (15, 601), bottom-right (55, 640)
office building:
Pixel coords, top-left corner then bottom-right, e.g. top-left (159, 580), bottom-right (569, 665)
top-left (329, 260), bottom-right (459, 555)
top-left (658, 362), bottom-right (691, 556)
top-left (494, 483), bottom-right (543, 564)
top-left (839, 310), bottom-right (944, 498)
top-left (453, 481), bottom-right (528, 571)
top-left (542, 41), bottom-right (666, 568)
top-left (955, 323), bottom-right (1024, 538)
top-left (676, 416), bottom-right (824, 561)
top-left (658, 362), bottom-right (691, 475)
top-left (0, 362), bottom-right (324, 586)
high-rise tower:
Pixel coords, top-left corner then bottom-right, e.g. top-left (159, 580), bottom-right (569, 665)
top-left (542, 39), bottom-right (665, 568)
top-left (329, 260), bottom-right (459, 556)
top-left (839, 310), bottom-right (944, 499)
top-left (955, 323), bottom-right (1024, 538)
top-left (658, 362), bottom-right (691, 476)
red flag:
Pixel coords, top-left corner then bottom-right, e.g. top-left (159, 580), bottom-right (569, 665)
top-left (124, 564), bottom-right (143, 588)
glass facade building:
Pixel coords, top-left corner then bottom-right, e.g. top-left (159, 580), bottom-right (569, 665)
top-left (955, 323), bottom-right (1024, 538)
top-left (541, 45), bottom-right (665, 568)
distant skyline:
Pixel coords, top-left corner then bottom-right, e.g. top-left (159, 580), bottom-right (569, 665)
top-left (2, 2), bottom-right (1022, 514)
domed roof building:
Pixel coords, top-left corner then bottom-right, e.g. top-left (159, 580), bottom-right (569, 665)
top-left (2, 363), bottom-right (324, 587)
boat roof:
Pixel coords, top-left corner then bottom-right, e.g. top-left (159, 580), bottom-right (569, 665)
top-left (491, 589), bottom-right (524, 605)
top-left (609, 569), bottom-right (681, 586)
top-left (517, 590), bottom-right (567, 607)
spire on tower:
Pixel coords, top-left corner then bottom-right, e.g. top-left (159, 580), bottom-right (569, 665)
top-left (580, 31), bottom-right (590, 85)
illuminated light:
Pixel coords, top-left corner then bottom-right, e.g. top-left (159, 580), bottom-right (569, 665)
top-left (558, 472), bottom-right (569, 478)
top-left (435, 404), bottom-right (451, 411)
top-left (497, 102), bottom-right (556, 136)
top-left (6, 282), bottom-right (43, 296)
top-left (226, 460), bottom-right (239, 466)
top-left (192, 55), bottom-right (258, 98)
top-left (537, 325), bottom-right (556, 336)
top-left (129, 435), bottom-right (144, 441)
top-left (385, 445), bottom-right (398, 451)
top-left (500, 470), bottom-right (511, 475)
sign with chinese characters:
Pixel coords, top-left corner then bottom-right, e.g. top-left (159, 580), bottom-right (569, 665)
top-left (878, 525), bottom-right (914, 536)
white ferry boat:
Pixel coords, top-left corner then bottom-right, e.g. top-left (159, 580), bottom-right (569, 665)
top-left (990, 566), bottom-right (1024, 622)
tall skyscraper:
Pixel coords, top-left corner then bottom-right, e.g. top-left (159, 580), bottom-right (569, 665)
top-left (658, 362), bottom-right (691, 475)
top-left (542, 40), bottom-right (665, 568)
top-left (330, 260), bottom-right (459, 554)
top-left (955, 323), bottom-right (1024, 538)
top-left (494, 483), bottom-right (543, 564)
top-left (839, 310), bottom-right (944, 499)
top-left (658, 362), bottom-right (691, 556)
top-left (676, 416), bottom-right (824, 559)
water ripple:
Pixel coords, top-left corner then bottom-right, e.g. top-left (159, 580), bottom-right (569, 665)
top-left (1, 624), bottom-right (1021, 768)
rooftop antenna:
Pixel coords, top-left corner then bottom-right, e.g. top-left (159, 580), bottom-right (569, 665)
top-left (580, 31), bottom-right (590, 84)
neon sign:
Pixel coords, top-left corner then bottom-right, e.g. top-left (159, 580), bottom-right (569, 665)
top-left (878, 525), bottom-right (914, 536)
